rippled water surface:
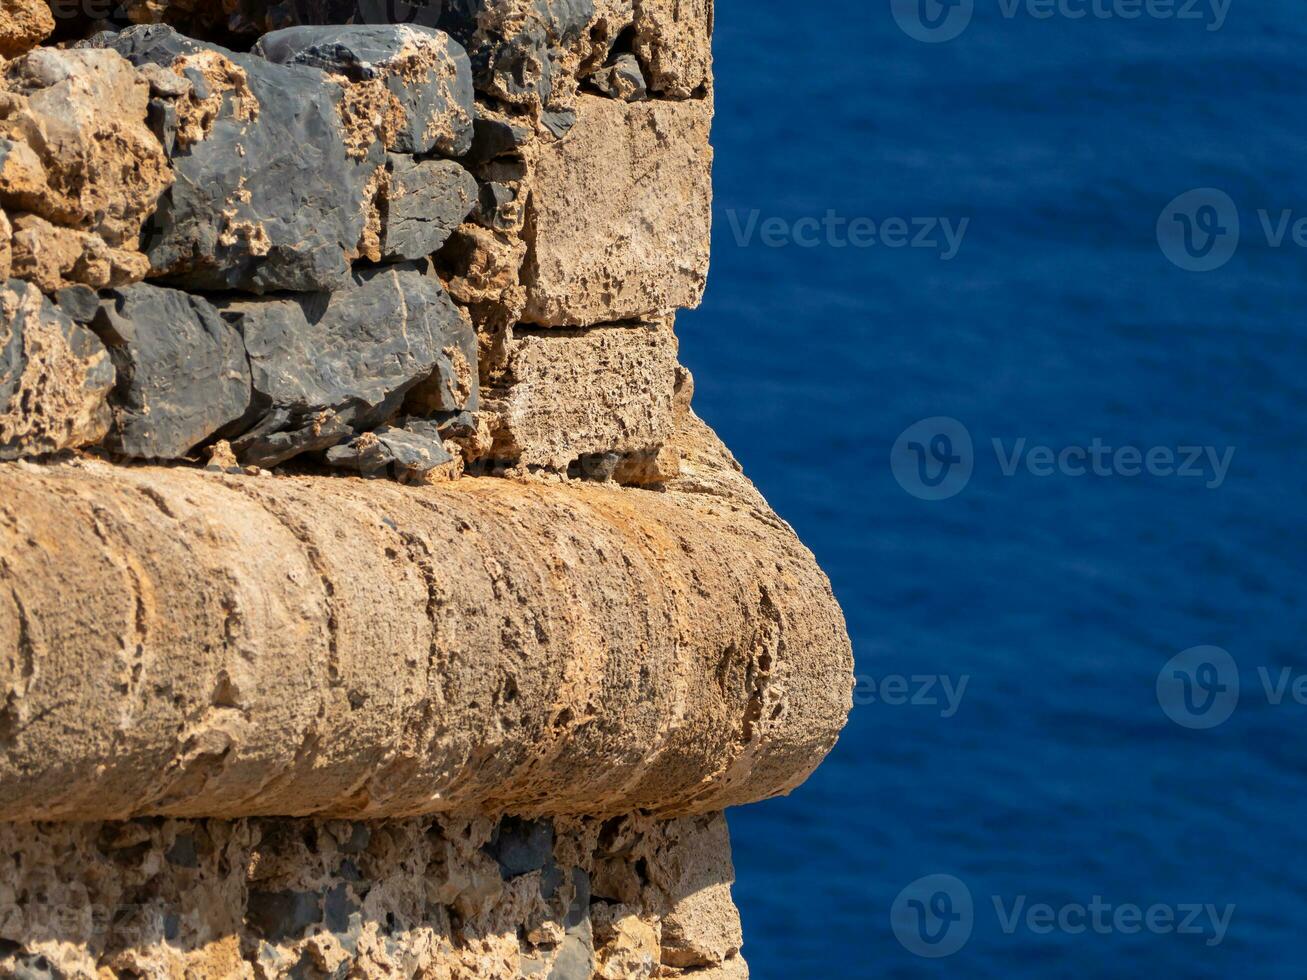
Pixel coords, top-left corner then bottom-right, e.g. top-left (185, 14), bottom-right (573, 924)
top-left (678, 1), bottom-right (1307, 975)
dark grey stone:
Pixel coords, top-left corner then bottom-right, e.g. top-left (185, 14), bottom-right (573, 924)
top-left (463, 110), bottom-right (532, 165)
top-left (324, 418), bottom-right (453, 479)
top-left (246, 889), bottom-right (321, 943)
top-left (484, 816), bottom-right (555, 879)
top-left (53, 285), bottom-right (100, 324)
top-left (323, 883), bottom-right (358, 933)
top-left (547, 925), bottom-right (594, 980)
top-left (540, 108), bottom-right (576, 138)
top-left (383, 155), bottom-right (478, 260)
top-left (436, 0), bottom-right (595, 111)
top-left (219, 263), bottom-right (476, 468)
top-left (432, 410), bottom-right (477, 442)
top-left (564, 867), bottom-right (590, 929)
top-left (91, 283), bottom-right (252, 460)
top-left (94, 25), bottom-right (381, 294)
top-left (165, 834), bottom-right (199, 868)
top-left (589, 52), bottom-right (647, 102)
top-left (254, 24), bottom-right (474, 156)
top-left (573, 451), bottom-right (620, 483)
top-left (476, 181), bottom-right (514, 228)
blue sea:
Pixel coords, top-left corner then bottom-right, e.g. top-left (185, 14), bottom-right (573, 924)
top-left (677, 1), bottom-right (1307, 976)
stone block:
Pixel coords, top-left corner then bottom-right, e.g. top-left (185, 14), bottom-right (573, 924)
top-left (0, 278), bottom-right (114, 460)
top-left (0, 0), bottom-right (54, 58)
top-left (485, 320), bottom-right (677, 476)
top-left (522, 95), bottom-right (711, 326)
top-left (96, 25), bottom-right (380, 294)
top-left (382, 154), bottom-right (479, 261)
top-left (254, 24), bottom-right (474, 156)
top-left (219, 263), bottom-right (476, 467)
top-left (91, 282), bottom-right (252, 460)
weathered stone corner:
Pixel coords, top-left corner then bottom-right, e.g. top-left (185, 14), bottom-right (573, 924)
top-left (0, 2), bottom-right (851, 976)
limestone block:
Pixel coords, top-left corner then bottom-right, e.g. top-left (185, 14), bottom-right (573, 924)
top-left (523, 94), bottom-right (712, 326)
top-left (0, 0), bottom-right (54, 58)
top-left (0, 411), bottom-right (853, 821)
top-left (485, 320), bottom-right (677, 476)
top-left (0, 278), bottom-right (114, 460)
top-left (0, 47), bottom-right (170, 291)
top-left (633, 0), bottom-right (713, 98)
top-left (7, 212), bottom-right (151, 293)
top-left (0, 813), bottom-right (746, 980)
top-left (0, 209), bottom-right (11, 283)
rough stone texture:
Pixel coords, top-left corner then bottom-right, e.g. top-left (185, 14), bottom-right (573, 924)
top-left (383, 154), bottom-right (479, 260)
top-left (590, 51), bottom-right (648, 102)
top-left (0, 278), bottom-right (114, 460)
top-left (254, 24), bottom-right (475, 156)
top-left (485, 321), bottom-right (677, 479)
top-left (0, 209), bottom-right (9, 282)
top-left (0, 407), bottom-right (852, 821)
top-left (632, 0), bottom-right (712, 99)
top-left (0, 6), bottom-right (847, 974)
top-left (95, 25), bottom-right (380, 294)
top-left (6, 212), bottom-right (151, 293)
top-left (0, 47), bottom-right (170, 291)
top-left (0, 812), bottom-right (747, 980)
top-left (219, 263), bottom-right (477, 468)
top-left (435, 0), bottom-right (597, 119)
top-left (324, 417), bottom-right (456, 481)
top-left (522, 94), bottom-right (712, 326)
top-left (107, 0), bottom-right (714, 108)
top-left (91, 282), bottom-right (252, 460)
top-left (0, 0), bottom-right (54, 58)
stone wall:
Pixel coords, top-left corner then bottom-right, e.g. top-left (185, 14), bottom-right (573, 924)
top-left (0, 2), bottom-right (851, 977)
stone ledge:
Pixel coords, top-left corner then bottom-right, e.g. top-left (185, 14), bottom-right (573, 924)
top-left (0, 412), bottom-right (852, 822)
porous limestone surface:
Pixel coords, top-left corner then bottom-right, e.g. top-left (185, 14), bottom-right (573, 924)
top-left (0, 811), bottom-right (748, 979)
top-left (0, 0), bottom-right (53, 58)
top-left (484, 321), bottom-right (678, 474)
top-left (522, 94), bottom-right (713, 327)
top-left (0, 5), bottom-right (850, 974)
top-left (0, 410), bottom-right (853, 822)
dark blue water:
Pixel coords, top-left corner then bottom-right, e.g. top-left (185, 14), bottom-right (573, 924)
top-left (677, 1), bottom-right (1307, 976)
